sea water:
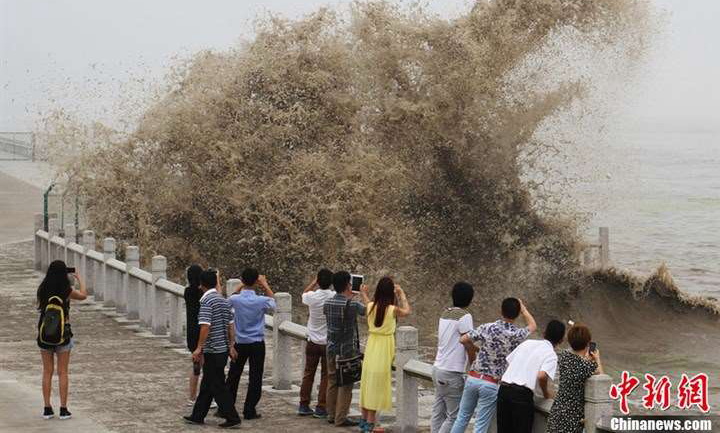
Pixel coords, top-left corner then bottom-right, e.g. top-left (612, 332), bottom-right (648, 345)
top-left (587, 129), bottom-right (720, 299)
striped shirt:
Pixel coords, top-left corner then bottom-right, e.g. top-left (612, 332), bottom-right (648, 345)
top-left (198, 289), bottom-right (233, 354)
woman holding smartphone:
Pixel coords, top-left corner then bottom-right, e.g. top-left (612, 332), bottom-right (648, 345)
top-left (359, 277), bottom-right (412, 433)
top-left (546, 323), bottom-right (604, 433)
top-left (37, 260), bottom-right (87, 420)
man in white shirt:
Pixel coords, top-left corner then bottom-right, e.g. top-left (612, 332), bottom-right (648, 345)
top-left (431, 282), bottom-right (476, 433)
top-left (297, 269), bottom-right (335, 418)
top-left (497, 320), bottom-right (566, 433)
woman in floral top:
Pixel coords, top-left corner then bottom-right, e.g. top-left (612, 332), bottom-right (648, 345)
top-left (547, 324), bottom-right (603, 433)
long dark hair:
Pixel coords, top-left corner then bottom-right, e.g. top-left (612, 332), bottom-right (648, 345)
top-left (370, 277), bottom-right (396, 328)
top-left (187, 264), bottom-right (203, 290)
top-left (37, 260), bottom-right (71, 310)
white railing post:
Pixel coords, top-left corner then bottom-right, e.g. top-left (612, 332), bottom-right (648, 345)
top-left (124, 246), bottom-right (140, 318)
top-left (584, 374), bottom-right (612, 433)
top-left (102, 237), bottom-right (116, 307)
top-left (34, 213), bottom-right (43, 271)
top-left (599, 227), bottom-right (610, 269)
top-left (139, 278), bottom-right (150, 329)
top-left (151, 255), bottom-right (168, 335)
top-left (82, 230), bottom-right (95, 295)
top-left (272, 292), bottom-right (292, 390)
top-left (48, 218), bottom-right (59, 262)
top-left (64, 223), bottom-right (76, 266)
top-left (226, 278), bottom-right (242, 296)
top-left (396, 326), bottom-right (419, 433)
top-left (169, 295), bottom-right (183, 344)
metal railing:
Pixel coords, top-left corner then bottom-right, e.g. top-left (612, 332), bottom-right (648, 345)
top-left (0, 132), bottom-right (34, 160)
top-left (33, 214), bottom-right (614, 433)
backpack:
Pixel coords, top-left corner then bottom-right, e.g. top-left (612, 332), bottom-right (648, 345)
top-left (39, 296), bottom-right (67, 346)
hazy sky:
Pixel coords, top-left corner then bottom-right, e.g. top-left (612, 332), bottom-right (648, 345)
top-left (1, 0), bottom-right (718, 131)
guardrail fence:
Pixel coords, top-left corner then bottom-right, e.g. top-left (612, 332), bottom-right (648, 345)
top-left (0, 131), bottom-right (35, 160)
top-left (33, 215), bottom-right (614, 433)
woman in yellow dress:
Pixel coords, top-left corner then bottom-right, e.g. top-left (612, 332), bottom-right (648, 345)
top-left (359, 277), bottom-right (412, 432)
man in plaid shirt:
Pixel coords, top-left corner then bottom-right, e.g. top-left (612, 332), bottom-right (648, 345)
top-left (323, 271), bottom-right (369, 427)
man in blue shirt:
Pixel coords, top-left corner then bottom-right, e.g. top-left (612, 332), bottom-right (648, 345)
top-left (226, 267), bottom-right (276, 420)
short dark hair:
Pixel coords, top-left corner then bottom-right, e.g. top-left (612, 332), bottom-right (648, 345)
top-left (501, 298), bottom-right (521, 320)
top-left (200, 269), bottom-right (218, 289)
top-left (332, 271), bottom-right (351, 293)
top-left (544, 320), bottom-right (566, 346)
top-left (241, 268), bottom-right (259, 286)
top-left (567, 324), bottom-right (592, 351)
top-left (451, 282), bottom-right (474, 308)
top-left (317, 268), bottom-right (333, 290)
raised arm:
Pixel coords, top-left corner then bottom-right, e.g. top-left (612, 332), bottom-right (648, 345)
top-left (303, 277), bottom-right (318, 294)
top-left (258, 275), bottom-right (274, 298)
top-left (69, 273), bottom-right (88, 301)
top-left (590, 348), bottom-right (604, 374)
top-left (393, 285), bottom-right (412, 318)
top-left (519, 300), bottom-right (537, 334)
top-left (358, 284), bottom-right (371, 305)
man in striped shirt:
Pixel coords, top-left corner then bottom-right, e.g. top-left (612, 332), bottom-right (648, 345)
top-left (184, 269), bottom-right (241, 429)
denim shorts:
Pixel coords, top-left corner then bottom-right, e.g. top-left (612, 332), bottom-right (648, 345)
top-left (40, 339), bottom-right (74, 354)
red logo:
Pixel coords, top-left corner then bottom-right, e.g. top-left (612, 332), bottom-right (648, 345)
top-left (677, 373), bottom-right (710, 413)
top-left (609, 371), bottom-right (641, 415)
top-left (642, 374), bottom-right (672, 411)
top-left (610, 371), bottom-right (711, 415)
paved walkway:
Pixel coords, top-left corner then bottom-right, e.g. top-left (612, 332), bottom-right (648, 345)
top-left (0, 370), bottom-right (110, 433)
top-left (0, 241), bottom-right (354, 432)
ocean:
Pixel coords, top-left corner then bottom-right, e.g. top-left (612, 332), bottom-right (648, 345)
top-left (585, 129), bottom-right (720, 299)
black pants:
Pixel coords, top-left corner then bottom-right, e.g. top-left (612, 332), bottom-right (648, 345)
top-left (226, 341), bottom-right (265, 418)
top-left (190, 352), bottom-right (240, 422)
top-left (497, 383), bottom-right (535, 433)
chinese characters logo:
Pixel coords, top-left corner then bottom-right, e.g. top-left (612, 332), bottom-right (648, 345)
top-left (609, 371), bottom-right (710, 414)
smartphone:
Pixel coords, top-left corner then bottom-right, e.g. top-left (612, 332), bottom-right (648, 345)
top-left (67, 267), bottom-right (76, 274)
top-left (589, 341), bottom-right (597, 354)
top-left (350, 274), bottom-right (364, 293)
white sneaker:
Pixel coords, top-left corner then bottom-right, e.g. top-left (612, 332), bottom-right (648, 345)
top-left (210, 400), bottom-right (218, 409)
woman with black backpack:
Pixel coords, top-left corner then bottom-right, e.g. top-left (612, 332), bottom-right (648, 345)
top-left (37, 260), bottom-right (87, 420)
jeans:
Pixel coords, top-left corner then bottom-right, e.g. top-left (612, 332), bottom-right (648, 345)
top-left (450, 376), bottom-right (499, 433)
top-left (431, 367), bottom-right (465, 433)
top-left (226, 341), bottom-right (265, 418)
top-left (326, 352), bottom-right (353, 425)
top-left (190, 352), bottom-right (240, 422)
top-left (299, 341), bottom-right (328, 409)
top-left (496, 383), bottom-right (534, 433)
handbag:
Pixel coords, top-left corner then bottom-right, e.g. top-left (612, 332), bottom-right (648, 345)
top-left (336, 299), bottom-right (363, 386)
